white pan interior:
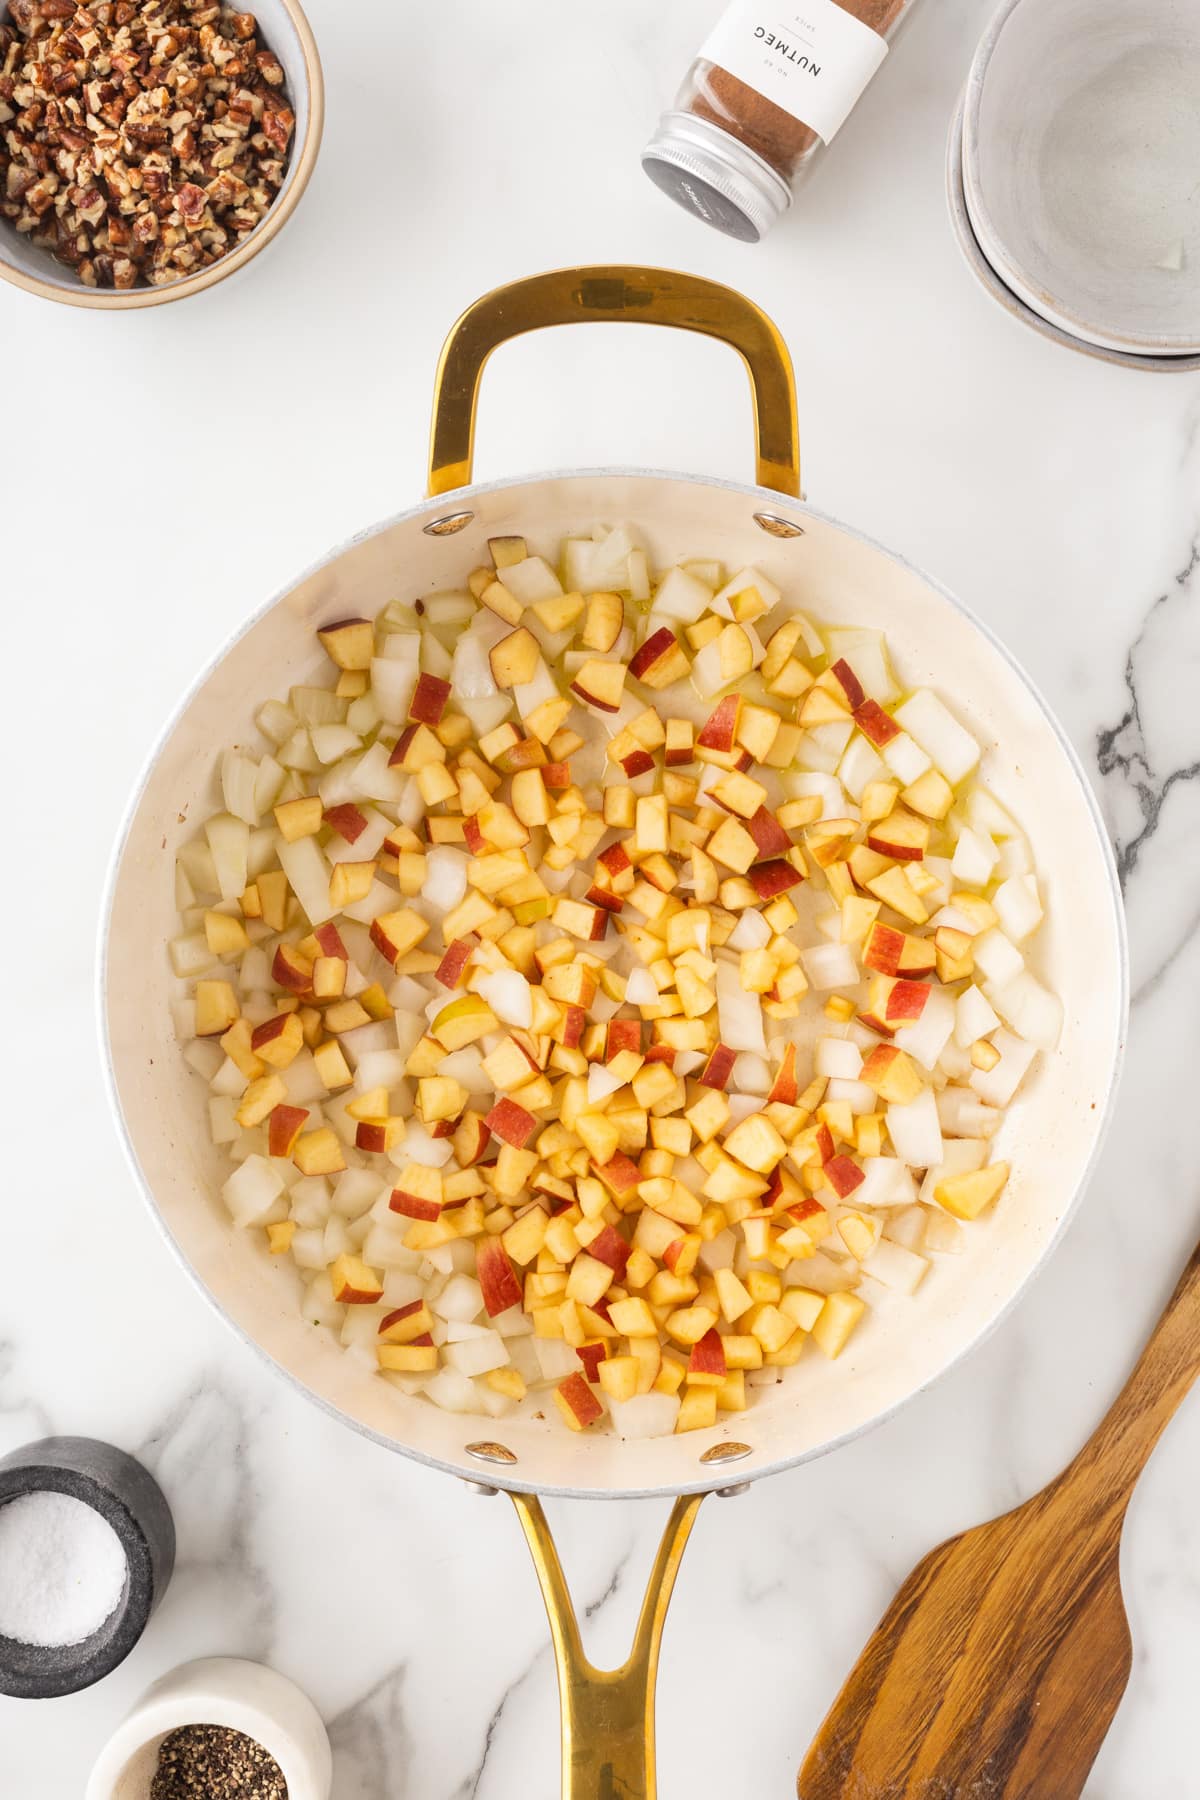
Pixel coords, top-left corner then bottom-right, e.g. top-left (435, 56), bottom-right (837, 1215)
top-left (102, 471), bottom-right (1126, 1498)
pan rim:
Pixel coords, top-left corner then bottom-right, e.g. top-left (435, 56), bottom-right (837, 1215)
top-left (97, 465), bottom-right (1129, 1499)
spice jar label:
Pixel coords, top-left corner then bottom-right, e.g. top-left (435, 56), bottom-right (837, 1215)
top-left (699, 0), bottom-right (890, 144)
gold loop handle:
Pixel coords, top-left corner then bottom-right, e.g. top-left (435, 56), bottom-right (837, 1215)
top-left (510, 1490), bottom-right (705, 1800)
top-left (428, 266), bottom-right (800, 500)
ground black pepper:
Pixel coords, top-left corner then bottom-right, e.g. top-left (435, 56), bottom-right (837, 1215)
top-left (150, 1724), bottom-right (288, 1800)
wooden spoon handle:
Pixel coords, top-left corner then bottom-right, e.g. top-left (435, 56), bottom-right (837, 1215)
top-left (1060, 1238), bottom-right (1200, 1514)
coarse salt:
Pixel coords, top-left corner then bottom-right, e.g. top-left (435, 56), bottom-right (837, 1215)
top-left (0, 1491), bottom-right (127, 1648)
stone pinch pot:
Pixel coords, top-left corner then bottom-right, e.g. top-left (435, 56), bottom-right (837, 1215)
top-left (0, 1436), bottom-right (175, 1700)
top-left (85, 1657), bottom-right (333, 1800)
top-left (962, 0), bottom-right (1200, 356)
top-left (946, 92), bottom-right (1200, 374)
top-left (0, 0), bottom-right (324, 312)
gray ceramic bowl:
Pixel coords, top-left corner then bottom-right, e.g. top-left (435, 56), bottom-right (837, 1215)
top-left (947, 94), bottom-right (1200, 375)
top-left (0, 1437), bottom-right (175, 1700)
top-left (0, 0), bottom-right (323, 310)
top-left (962, 0), bottom-right (1200, 355)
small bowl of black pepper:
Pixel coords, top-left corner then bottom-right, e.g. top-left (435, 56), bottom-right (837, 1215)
top-left (85, 1655), bottom-right (332, 1800)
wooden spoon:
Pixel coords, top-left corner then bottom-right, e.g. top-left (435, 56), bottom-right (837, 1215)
top-left (799, 1240), bottom-right (1200, 1800)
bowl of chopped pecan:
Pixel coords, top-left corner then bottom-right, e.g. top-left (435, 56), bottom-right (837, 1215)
top-left (0, 0), bottom-right (323, 306)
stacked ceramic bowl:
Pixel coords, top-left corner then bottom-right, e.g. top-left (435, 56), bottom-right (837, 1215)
top-left (949, 0), bottom-right (1200, 372)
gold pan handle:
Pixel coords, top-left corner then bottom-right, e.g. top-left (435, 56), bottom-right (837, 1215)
top-left (428, 265), bottom-right (800, 499)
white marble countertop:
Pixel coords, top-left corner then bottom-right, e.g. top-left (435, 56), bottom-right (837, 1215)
top-left (2, 0), bottom-right (1199, 1793)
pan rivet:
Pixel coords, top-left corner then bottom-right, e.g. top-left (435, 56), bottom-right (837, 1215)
top-left (423, 510), bottom-right (475, 536)
top-left (466, 1440), bottom-right (518, 1466)
top-left (700, 1441), bottom-right (752, 1465)
top-left (752, 510), bottom-right (805, 539)
top-left (462, 1479), bottom-right (500, 1498)
top-left (716, 1482), bottom-right (751, 1499)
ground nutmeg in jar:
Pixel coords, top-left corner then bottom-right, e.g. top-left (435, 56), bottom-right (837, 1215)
top-left (643, 0), bottom-right (916, 240)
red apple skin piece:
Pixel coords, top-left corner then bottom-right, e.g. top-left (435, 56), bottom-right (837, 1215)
top-left (857, 1010), bottom-right (896, 1039)
top-left (643, 1043), bottom-right (676, 1067)
top-left (696, 694), bottom-right (741, 753)
top-left (585, 884), bottom-right (624, 915)
top-left (569, 675), bottom-right (622, 715)
top-left (698, 1043), bottom-right (737, 1089)
top-left (477, 1237), bottom-right (523, 1316)
top-left (436, 937), bottom-right (475, 990)
top-left (387, 723), bottom-right (419, 769)
top-left (629, 627), bottom-right (682, 683)
top-left (410, 672), bottom-right (451, 725)
top-left (389, 1187), bottom-right (443, 1222)
top-left (588, 1224), bottom-right (631, 1276)
top-left (766, 1043), bottom-right (798, 1106)
top-left (323, 803), bottom-right (368, 844)
top-left (334, 1272), bottom-right (385, 1305)
top-left (356, 1122), bottom-right (394, 1153)
top-left (455, 1115), bottom-right (491, 1166)
top-left (746, 806), bottom-right (792, 859)
top-left (314, 921), bottom-right (349, 960)
top-left (689, 1328), bottom-right (727, 1381)
top-left (251, 1013), bottom-right (294, 1054)
top-left (824, 1154), bottom-right (865, 1199)
top-left (268, 1104), bottom-right (309, 1158)
top-left (621, 749), bottom-right (656, 779)
top-left (815, 1123), bottom-right (837, 1164)
top-left (484, 1098), bottom-right (538, 1149)
top-left (272, 944), bottom-right (312, 993)
top-left (557, 1371), bottom-right (604, 1427)
top-left (379, 1299), bottom-right (424, 1337)
top-left (594, 1153), bottom-right (642, 1195)
top-left (542, 763), bottom-right (571, 790)
top-left (576, 1342), bottom-right (608, 1382)
top-left (597, 842), bottom-right (632, 878)
top-left (606, 1018), bottom-right (642, 1060)
top-left (463, 816), bottom-right (486, 855)
top-left (862, 922), bottom-right (906, 977)
top-left (853, 699), bottom-right (900, 747)
top-left (663, 1236), bottom-right (692, 1273)
top-left (887, 978), bottom-right (931, 1022)
top-left (559, 1005), bottom-right (586, 1049)
top-left (748, 859), bottom-right (803, 900)
top-left (829, 658), bottom-right (866, 711)
top-left (866, 824), bottom-right (926, 863)
top-left (788, 1197), bottom-right (827, 1225)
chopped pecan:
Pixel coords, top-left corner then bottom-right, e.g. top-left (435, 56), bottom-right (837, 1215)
top-left (0, 0), bottom-right (293, 287)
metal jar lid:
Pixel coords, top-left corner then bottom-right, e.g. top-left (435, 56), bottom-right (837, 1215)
top-left (642, 111), bottom-right (793, 242)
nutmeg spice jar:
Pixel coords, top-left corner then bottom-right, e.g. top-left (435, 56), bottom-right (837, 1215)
top-left (643, 0), bottom-right (917, 240)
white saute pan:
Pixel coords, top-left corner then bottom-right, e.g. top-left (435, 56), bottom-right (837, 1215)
top-left (101, 267), bottom-right (1127, 1797)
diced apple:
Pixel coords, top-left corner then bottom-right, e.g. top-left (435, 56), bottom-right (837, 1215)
top-left (293, 1127), bottom-right (346, 1177)
top-left (582, 591), bottom-right (624, 652)
top-left (268, 1103), bottom-right (309, 1157)
top-left (570, 659), bottom-right (627, 713)
top-left (318, 617), bottom-right (374, 671)
top-left (477, 1237), bottom-right (524, 1316)
top-left (330, 1253), bottom-right (384, 1304)
top-left (490, 627), bottom-right (541, 690)
top-left (935, 1161), bottom-right (1010, 1220)
top-left (629, 627), bottom-right (690, 690)
top-left (410, 672), bottom-right (452, 725)
top-left (195, 979), bottom-right (240, 1037)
